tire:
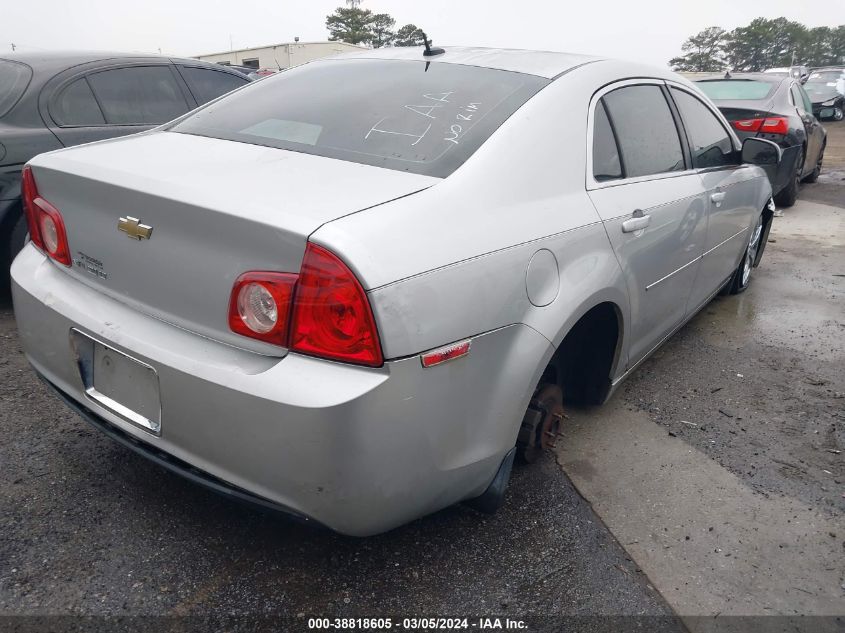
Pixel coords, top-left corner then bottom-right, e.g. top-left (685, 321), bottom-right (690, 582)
top-left (833, 106), bottom-right (844, 122)
top-left (774, 152), bottom-right (803, 208)
top-left (728, 212), bottom-right (764, 295)
top-left (803, 143), bottom-right (824, 184)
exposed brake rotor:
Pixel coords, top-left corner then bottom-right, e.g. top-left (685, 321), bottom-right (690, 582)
top-left (516, 383), bottom-right (565, 463)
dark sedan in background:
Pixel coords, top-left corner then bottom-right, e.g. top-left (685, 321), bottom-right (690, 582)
top-left (0, 51), bottom-right (250, 284)
top-left (804, 68), bottom-right (845, 122)
top-left (697, 73), bottom-right (826, 207)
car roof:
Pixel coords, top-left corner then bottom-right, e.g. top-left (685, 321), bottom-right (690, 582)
top-left (327, 45), bottom-right (603, 79)
top-left (0, 50), bottom-right (223, 72)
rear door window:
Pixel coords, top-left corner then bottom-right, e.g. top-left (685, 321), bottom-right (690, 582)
top-left (592, 100), bottom-right (622, 181)
top-left (602, 85), bottom-right (685, 178)
top-left (87, 66), bottom-right (191, 125)
top-left (670, 88), bottom-right (737, 169)
top-left (52, 78), bottom-right (106, 126)
top-left (0, 59), bottom-right (32, 118)
top-left (179, 66), bottom-right (249, 105)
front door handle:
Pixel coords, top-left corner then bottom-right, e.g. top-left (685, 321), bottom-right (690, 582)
top-left (710, 192), bottom-right (726, 206)
top-left (622, 210), bottom-right (651, 233)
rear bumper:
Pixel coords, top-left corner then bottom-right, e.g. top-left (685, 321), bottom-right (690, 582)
top-left (11, 244), bottom-right (550, 535)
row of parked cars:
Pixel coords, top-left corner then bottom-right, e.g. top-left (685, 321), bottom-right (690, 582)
top-left (694, 69), bottom-right (832, 207)
top-left (763, 65), bottom-right (845, 121)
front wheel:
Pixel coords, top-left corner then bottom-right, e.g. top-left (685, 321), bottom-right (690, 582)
top-left (729, 212), bottom-right (764, 295)
top-left (833, 106), bottom-right (844, 122)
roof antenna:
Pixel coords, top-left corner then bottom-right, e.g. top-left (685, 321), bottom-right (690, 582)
top-left (421, 32), bottom-right (445, 57)
top-left (724, 70), bottom-right (732, 79)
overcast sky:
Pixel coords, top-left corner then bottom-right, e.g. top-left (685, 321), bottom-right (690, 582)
top-left (3, 0), bottom-right (844, 66)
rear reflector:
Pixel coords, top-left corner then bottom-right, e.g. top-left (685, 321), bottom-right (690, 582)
top-left (421, 340), bottom-right (471, 368)
top-left (21, 165), bottom-right (71, 266)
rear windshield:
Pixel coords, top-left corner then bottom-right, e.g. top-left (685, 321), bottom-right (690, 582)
top-left (0, 59), bottom-right (33, 118)
top-left (807, 71), bottom-right (843, 84)
top-left (171, 59), bottom-right (548, 178)
top-left (697, 80), bottom-right (776, 101)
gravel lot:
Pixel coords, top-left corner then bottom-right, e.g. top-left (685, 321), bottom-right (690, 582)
top-left (1, 122), bottom-right (843, 632)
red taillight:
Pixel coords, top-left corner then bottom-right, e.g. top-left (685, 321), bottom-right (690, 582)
top-left (228, 272), bottom-right (297, 346)
top-left (731, 116), bottom-right (788, 135)
top-left (21, 165), bottom-right (71, 266)
top-left (228, 243), bottom-right (383, 367)
top-left (760, 117), bottom-right (789, 135)
top-left (290, 243), bottom-right (383, 367)
top-left (731, 118), bottom-right (764, 132)
top-left (21, 166), bottom-right (44, 251)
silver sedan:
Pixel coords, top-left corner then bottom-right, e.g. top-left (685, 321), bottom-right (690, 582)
top-left (11, 46), bottom-right (777, 535)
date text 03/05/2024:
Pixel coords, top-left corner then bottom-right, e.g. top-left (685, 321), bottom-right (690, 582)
top-left (307, 617), bottom-right (528, 630)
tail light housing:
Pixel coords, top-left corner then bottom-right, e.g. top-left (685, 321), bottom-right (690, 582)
top-left (228, 272), bottom-right (297, 346)
top-left (21, 166), bottom-right (72, 266)
top-left (228, 243), bottom-right (383, 367)
top-left (731, 116), bottom-right (789, 135)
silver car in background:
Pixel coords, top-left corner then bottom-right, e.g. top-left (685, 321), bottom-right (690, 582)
top-left (11, 47), bottom-right (777, 536)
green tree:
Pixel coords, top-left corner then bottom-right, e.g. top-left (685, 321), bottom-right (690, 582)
top-left (326, 6), bottom-right (375, 45)
top-left (671, 18), bottom-right (845, 71)
top-left (395, 24), bottom-right (426, 47)
top-left (370, 13), bottom-right (396, 48)
top-left (669, 26), bottom-right (727, 72)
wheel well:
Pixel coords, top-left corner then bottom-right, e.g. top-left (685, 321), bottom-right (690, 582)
top-left (540, 302), bottom-right (621, 406)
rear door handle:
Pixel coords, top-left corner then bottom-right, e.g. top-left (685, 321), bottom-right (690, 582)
top-left (710, 192), bottom-right (726, 206)
top-left (622, 210), bottom-right (651, 233)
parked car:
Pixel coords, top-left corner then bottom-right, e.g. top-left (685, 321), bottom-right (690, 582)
top-left (696, 72), bottom-right (826, 207)
top-left (215, 63), bottom-right (257, 78)
top-left (764, 65), bottom-right (810, 83)
top-left (247, 68), bottom-right (279, 81)
top-left (0, 51), bottom-right (251, 284)
top-left (12, 47), bottom-right (778, 536)
top-left (804, 68), bottom-right (845, 121)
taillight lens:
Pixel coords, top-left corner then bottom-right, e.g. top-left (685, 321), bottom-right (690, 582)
top-left (228, 272), bottom-right (297, 346)
top-left (760, 117), bottom-right (789, 135)
top-left (228, 244), bottom-right (383, 367)
top-left (290, 243), bottom-right (383, 367)
top-left (731, 118), bottom-right (764, 132)
top-left (731, 116), bottom-right (788, 135)
top-left (21, 165), bottom-right (71, 266)
top-left (21, 166), bottom-right (44, 251)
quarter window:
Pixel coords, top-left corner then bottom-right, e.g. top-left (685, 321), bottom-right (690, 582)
top-left (592, 100), bottom-right (622, 181)
top-left (180, 67), bottom-right (249, 105)
top-left (670, 88), bottom-right (737, 169)
top-left (87, 66), bottom-right (190, 125)
top-left (602, 85), bottom-right (685, 178)
top-left (52, 78), bottom-right (106, 126)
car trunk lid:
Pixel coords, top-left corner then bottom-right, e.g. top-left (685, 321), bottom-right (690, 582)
top-left (28, 131), bottom-right (438, 355)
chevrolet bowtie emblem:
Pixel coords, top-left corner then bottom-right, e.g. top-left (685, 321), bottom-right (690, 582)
top-left (118, 216), bottom-right (153, 240)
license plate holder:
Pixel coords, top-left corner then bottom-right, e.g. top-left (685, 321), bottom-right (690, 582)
top-left (71, 329), bottom-right (161, 435)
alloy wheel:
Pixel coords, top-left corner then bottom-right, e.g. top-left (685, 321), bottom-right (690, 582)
top-left (742, 214), bottom-right (764, 287)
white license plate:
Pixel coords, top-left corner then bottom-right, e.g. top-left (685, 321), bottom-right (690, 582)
top-left (71, 330), bottom-right (161, 434)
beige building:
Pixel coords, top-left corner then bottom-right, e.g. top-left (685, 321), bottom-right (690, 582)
top-left (194, 41), bottom-right (363, 71)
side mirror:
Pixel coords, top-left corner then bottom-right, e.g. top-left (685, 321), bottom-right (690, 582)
top-left (741, 137), bottom-right (782, 166)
